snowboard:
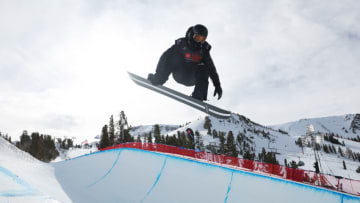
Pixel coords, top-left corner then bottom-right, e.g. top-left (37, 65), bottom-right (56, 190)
top-left (128, 72), bottom-right (232, 119)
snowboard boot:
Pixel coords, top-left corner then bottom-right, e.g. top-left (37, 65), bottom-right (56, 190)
top-left (191, 66), bottom-right (209, 101)
top-left (147, 73), bottom-right (155, 82)
top-left (147, 73), bottom-right (160, 85)
top-left (191, 90), bottom-right (207, 101)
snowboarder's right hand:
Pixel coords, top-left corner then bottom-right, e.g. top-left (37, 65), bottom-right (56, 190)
top-left (214, 85), bottom-right (222, 100)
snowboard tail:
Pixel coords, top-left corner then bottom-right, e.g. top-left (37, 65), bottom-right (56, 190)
top-left (128, 72), bottom-right (231, 119)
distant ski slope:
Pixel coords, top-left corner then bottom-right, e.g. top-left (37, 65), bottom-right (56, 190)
top-left (130, 124), bottom-right (179, 137)
top-left (53, 148), bottom-right (360, 203)
top-left (172, 114), bottom-right (360, 180)
top-left (272, 114), bottom-right (360, 138)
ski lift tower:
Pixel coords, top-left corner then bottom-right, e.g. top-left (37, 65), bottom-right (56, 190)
top-left (306, 124), bottom-right (324, 175)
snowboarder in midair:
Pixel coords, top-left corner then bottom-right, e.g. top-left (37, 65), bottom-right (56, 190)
top-left (148, 24), bottom-right (222, 101)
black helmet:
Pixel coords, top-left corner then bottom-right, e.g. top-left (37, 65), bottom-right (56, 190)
top-left (186, 24), bottom-right (208, 47)
top-left (192, 24), bottom-right (208, 38)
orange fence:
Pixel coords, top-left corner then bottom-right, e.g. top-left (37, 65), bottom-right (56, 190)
top-left (100, 142), bottom-right (360, 196)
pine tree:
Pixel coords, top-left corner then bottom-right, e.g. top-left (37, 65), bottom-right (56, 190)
top-left (116, 111), bottom-right (129, 143)
top-left (29, 132), bottom-right (41, 158)
top-left (264, 152), bottom-right (279, 165)
top-left (19, 130), bottom-right (31, 152)
top-left (195, 131), bottom-right (204, 151)
top-left (154, 124), bottom-right (161, 137)
top-left (258, 148), bottom-right (266, 162)
top-left (154, 124), bottom-right (161, 144)
top-left (109, 115), bottom-right (115, 146)
top-left (67, 139), bottom-right (73, 149)
top-left (345, 147), bottom-right (353, 159)
top-left (236, 133), bottom-right (243, 145)
top-left (338, 147), bottom-right (344, 157)
top-left (284, 159), bottom-right (288, 167)
top-left (212, 130), bottom-right (218, 138)
top-left (176, 131), bottom-right (183, 147)
top-left (243, 150), bottom-right (255, 160)
top-left (41, 135), bottom-right (59, 162)
top-left (185, 131), bottom-right (194, 149)
top-left (147, 132), bottom-right (153, 143)
top-left (323, 145), bottom-right (329, 153)
top-left (100, 125), bottom-right (110, 149)
top-left (0, 132), bottom-right (12, 143)
top-left (15, 131), bottom-right (59, 162)
top-left (123, 129), bottom-right (134, 143)
top-left (314, 143), bottom-right (321, 151)
top-left (219, 132), bottom-right (226, 154)
top-left (290, 160), bottom-right (298, 169)
top-left (226, 131), bottom-right (237, 157)
top-left (154, 134), bottom-right (161, 144)
top-left (314, 161), bottom-right (320, 173)
top-left (332, 145), bottom-right (337, 154)
top-left (204, 116), bottom-right (212, 135)
top-left (61, 139), bottom-right (67, 149)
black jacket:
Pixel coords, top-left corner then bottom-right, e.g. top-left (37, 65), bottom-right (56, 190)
top-left (153, 37), bottom-right (221, 88)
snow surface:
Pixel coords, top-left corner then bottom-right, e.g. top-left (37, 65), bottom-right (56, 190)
top-left (2, 134), bottom-right (360, 202)
top-left (53, 148), bottom-right (360, 203)
top-left (272, 114), bottom-right (360, 138)
top-left (271, 114), bottom-right (360, 179)
top-left (0, 137), bottom-right (71, 203)
top-left (53, 147), bottom-right (98, 162)
top-left (2, 113), bottom-right (360, 202)
top-left (167, 114), bottom-right (360, 180)
top-left (130, 124), bottom-right (179, 137)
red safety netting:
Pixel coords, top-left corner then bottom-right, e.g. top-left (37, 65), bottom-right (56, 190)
top-left (99, 142), bottom-right (360, 196)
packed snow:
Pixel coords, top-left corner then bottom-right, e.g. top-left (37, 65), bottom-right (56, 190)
top-left (169, 114), bottom-right (360, 180)
top-left (272, 114), bottom-right (360, 138)
top-left (0, 137), bottom-right (71, 203)
top-left (53, 148), bottom-right (360, 203)
top-left (2, 113), bottom-right (360, 202)
top-left (53, 147), bottom-right (98, 162)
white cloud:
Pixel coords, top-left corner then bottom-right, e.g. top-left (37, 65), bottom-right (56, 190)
top-left (1, 0), bottom-right (359, 141)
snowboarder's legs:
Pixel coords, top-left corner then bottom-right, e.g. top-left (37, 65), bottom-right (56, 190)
top-left (148, 50), bottom-right (210, 101)
top-left (149, 66), bottom-right (210, 101)
top-left (191, 67), bottom-right (209, 101)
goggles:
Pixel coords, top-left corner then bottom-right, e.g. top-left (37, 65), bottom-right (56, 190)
top-left (193, 34), bottom-right (206, 44)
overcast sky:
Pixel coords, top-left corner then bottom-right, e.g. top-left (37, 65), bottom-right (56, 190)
top-left (1, 0), bottom-right (359, 141)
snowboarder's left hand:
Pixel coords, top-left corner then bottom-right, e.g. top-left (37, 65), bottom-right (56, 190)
top-left (214, 85), bottom-right (222, 100)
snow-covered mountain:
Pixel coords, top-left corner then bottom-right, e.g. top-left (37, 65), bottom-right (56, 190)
top-left (157, 113), bottom-right (360, 180)
top-left (129, 124), bottom-right (179, 137)
top-left (272, 114), bottom-right (360, 138)
top-left (2, 113), bottom-right (360, 202)
top-left (40, 113), bottom-right (360, 180)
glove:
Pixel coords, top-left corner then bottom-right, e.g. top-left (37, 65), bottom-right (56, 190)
top-left (213, 85), bottom-right (222, 100)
